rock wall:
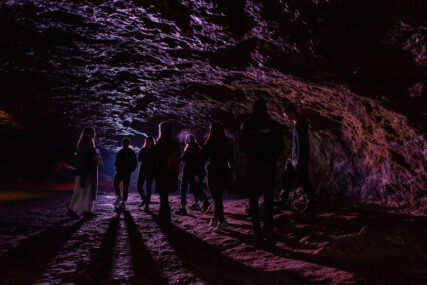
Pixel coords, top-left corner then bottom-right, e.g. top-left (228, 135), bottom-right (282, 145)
top-left (0, 0), bottom-right (426, 208)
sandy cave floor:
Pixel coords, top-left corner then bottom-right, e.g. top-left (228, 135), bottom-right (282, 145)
top-left (0, 192), bottom-right (426, 284)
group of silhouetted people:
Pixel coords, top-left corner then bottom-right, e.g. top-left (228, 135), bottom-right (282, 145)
top-left (68, 99), bottom-right (313, 238)
top-left (109, 120), bottom-right (235, 231)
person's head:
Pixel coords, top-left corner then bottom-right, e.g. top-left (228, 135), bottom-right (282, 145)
top-left (78, 126), bottom-right (95, 148)
top-left (157, 121), bottom-right (173, 142)
top-left (122, 137), bottom-right (131, 148)
top-left (184, 134), bottom-right (198, 151)
top-left (282, 104), bottom-right (299, 123)
top-left (253, 98), bottom-right (267, 114)
top-left (143, 136), bottom-right (155, 149)
top-left (185, 134), bottom-right (196, 146)
top-left (205, 122), bottom-right (227, 146)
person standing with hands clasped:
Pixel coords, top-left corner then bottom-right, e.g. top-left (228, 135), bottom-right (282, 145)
top-left (114, 137), bottom-right (137, 210)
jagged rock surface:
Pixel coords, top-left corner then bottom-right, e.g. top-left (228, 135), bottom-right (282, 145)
top-left (0, 0), bottom-right (426, 208)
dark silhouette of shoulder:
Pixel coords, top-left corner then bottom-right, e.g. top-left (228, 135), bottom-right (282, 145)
top-left (115, 148), bottom-right (137, 173)
top-left (239, 113), bottom-right (284, 156)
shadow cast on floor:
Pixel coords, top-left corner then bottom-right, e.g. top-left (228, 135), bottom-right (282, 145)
top-left (0, 217), bottom-right (88, 284)
top-left (123, 210), bottom-right (168, 285)
top-left (151, 212), bottom-right (307, 285)
top-left (74, 215), bottom-right (119, 284)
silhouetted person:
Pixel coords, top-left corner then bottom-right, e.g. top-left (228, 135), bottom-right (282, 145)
top-left (202, 122), bottom-right (236, 233)
top-left (137, 136), bottom-right (156, 211)
top-left (281, 104), bottom-right (313, 210)
top-left (154, 122), bottom-right (180, 225)
top-left (239, 99), bottom-right (284, 238)
top-left (68, 127), bottom-right (102, 219)
top-left (176, 135), bottom-right (211, 215)
top-left (114, 137), bottom-right (137, 209)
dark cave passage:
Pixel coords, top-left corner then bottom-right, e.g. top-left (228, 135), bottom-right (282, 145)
top-left (0, 0), bottom-right (426, 283)
top-left (1, 0), bottom-right (426, 208)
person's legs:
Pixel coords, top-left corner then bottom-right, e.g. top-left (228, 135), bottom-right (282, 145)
top-left (209, 186), bottom-right (220, 221)
top-left (209, 184), bottom-right (226, 232)
top-left (193, 175), bottom-right (205, 202)
top-left (207, 169), bottom-right (218, 220)
top-left (136, 175), bottom-right (146, 201)
top-left (207, 167), bottom-right (227, 229)
top-left (249, 189), bottom-right (261, 233)
top-left (262, 173), bottom-right (275, 234)
top-left (146, 176), bottom-right (153, 204)
top-left (137, 170), bottom-right (146, 201)
top-left (215, 187), bottom-right (225, 223)
top-left (193, 176), bottom-right (210, 213)
top-left (180, 176), bottom-right (188, 208)
top-left (280, 160), bottom-right (296, 207)
top-left (122, 173), bottom-right (131, 202)
top-left (248, 169), bottom-right (261, 233)
top-left (114, 172), bottom-right (122, 197)
top-left (188, 175), bottom-right (196, 202)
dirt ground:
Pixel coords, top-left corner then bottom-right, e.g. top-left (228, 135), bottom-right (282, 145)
top-left (0, 192), bottom-right (426, 284)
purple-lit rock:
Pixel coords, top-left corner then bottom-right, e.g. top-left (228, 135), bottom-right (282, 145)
top-left (0, 0), bottom-right (426, 209)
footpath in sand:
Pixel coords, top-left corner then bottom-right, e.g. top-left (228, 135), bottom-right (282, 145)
top-left (0, 193), bottom-right (426, 284)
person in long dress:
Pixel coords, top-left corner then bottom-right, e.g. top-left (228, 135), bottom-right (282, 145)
top-left (68, 127), bottom-right (102, 218)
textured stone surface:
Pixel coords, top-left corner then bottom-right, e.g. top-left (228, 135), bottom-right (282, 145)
top-left (0, 0), bottom-right (426, 208)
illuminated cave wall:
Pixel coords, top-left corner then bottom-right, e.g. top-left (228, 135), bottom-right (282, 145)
top-left (0, 0), bottom-right (426, 207)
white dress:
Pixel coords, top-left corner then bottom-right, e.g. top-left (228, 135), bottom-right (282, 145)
top-left (69, 174), bottom-right (94, 213)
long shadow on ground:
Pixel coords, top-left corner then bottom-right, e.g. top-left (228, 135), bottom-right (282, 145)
top-left (223, 204), bottom-right (427, 285)
top-left (74, 215), bottom-right (119, 284)
top-left (151, 213), bottom-right (307, 285)
top-left (123, 210), bottom-right (168, 285)
top-left (0, 217), bottom-right (87, 284)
